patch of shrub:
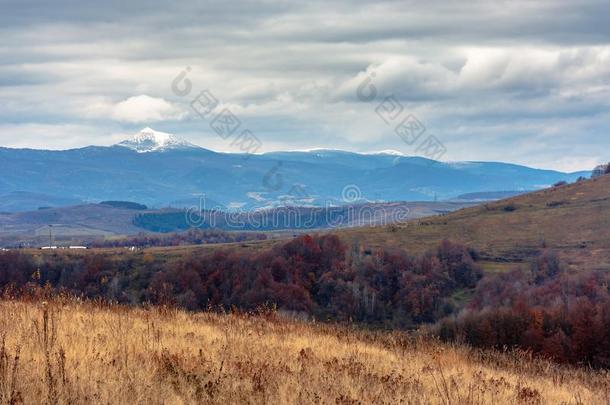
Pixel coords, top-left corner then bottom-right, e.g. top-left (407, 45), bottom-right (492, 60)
top-left (435, 252), bottom-right (610, 368)
top-left (502, 204), bottom-right (517, 212)
top-left (100, 201), bottom-right (148, 210)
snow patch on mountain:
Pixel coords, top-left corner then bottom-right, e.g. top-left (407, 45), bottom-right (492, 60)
top-left (365, 150), bottom-right (406, 156)
top-left (116, 127), bottom-right (198, 153)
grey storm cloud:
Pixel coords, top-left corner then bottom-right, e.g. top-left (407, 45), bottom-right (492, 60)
top-left (0, 0), bottom-right (609, 171)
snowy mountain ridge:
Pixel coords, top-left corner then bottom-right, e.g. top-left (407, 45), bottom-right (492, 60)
top-left (116, 127), bottom-right (198, 153)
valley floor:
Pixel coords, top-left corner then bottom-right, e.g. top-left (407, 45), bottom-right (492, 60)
top-left (0, 299), bottom-right (608, 404)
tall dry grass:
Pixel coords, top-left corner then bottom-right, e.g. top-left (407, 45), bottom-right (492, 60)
top-left (0, 298), bottom-right (608, 404)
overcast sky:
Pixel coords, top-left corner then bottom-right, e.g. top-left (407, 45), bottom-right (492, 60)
top-left (1, 0), bottom-right (609, 171)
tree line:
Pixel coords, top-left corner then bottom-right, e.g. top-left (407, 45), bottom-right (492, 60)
top-left (89, 228), bottom-right (267, 248)
top-left (0, 235), bottom-right (480, 329)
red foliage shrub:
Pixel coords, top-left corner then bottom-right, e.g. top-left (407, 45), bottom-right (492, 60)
top-left (436, 252), bottom-right (610, 367)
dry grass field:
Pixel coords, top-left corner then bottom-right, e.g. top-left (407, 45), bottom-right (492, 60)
top-left (0, 298), bottom-right (608, 404)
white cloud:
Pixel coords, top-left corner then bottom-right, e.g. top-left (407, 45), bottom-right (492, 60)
top-left (110, 95), bottom-right (184, 123)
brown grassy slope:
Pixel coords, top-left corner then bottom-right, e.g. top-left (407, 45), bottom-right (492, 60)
top-left (17, 236), bottom-right (282, 267)
top-left (340, 175), bottom-right (610, 272)
top-left (0, 299), bottom-right (609, 404)
top-left (0, 204), bottom-right (145, 236)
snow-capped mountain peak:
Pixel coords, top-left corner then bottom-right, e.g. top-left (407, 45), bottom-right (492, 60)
top-left (116, 127), bottom-right (198, 153)
top-left (366, 150), bottom-right (406, 156)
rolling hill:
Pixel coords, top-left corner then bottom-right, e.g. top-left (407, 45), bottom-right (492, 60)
top-left (10, 174), bottom-right (610, 275)
top-left (0, 203), bottom-right (146, 246)
top-left (9, 174), bottom-right (610, 271)
top-left (0, 191), bottom-right (82, 212)
top-left (340, 175), bottom-right (610, 272)
top-left (0, 200), bottom-right (476, 246)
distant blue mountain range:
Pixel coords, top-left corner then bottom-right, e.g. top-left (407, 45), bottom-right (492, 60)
top-left (0, 128), bottom-right (590, 212)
